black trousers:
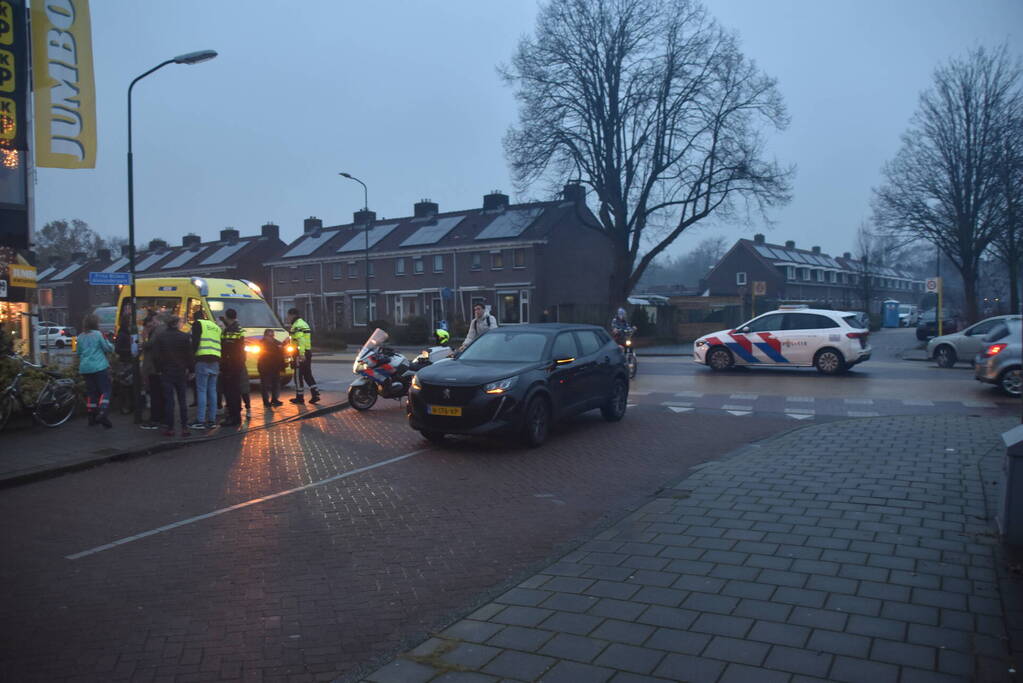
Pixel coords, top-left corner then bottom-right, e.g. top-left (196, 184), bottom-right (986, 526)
top-left (296, 350), bottom-right (317, 393)
top-left (259, 370), bottom-right (280, 404)
top-left (161, 370), bottom-right (188, 430)
top-left (221, 366), bottom-right (243, 422)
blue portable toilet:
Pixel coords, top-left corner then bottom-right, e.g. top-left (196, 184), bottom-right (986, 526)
top-left (882, 300), bottom-right (900, 328)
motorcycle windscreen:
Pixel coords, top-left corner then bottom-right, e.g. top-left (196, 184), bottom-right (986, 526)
top-left (356, 328), bottom-right (390, 363)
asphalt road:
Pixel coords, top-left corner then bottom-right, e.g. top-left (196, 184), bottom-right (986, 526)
top-left (0, 327), bottom-right (1016, 682)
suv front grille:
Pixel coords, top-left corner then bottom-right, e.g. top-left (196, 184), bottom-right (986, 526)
top-left (420, 383), bottom-right (478, 406)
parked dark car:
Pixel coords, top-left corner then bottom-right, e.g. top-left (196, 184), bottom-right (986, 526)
top-left (407, 324), bottom-right (629, 447)
top-left (916, 309), bottom-right (960, 341)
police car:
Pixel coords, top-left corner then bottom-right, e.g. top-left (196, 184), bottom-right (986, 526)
top-left (694, 307), bottom-right (871, 375)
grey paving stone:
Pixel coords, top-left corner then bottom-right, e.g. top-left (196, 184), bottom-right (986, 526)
top-left (672, 575), bottom-right (726, 593)
top-left (622, 556), bottom-right (669, 571)
top-left (541, 593), bottom-right (600, 613)
top-left (692, 537), bottom-right (737, 551)
top-left (653, 653), bottom-right (727, 683)
top-left (702, 635), bottom-right (770, 666)
top-left (543, 577), bottom-right (596, 594)
top-left (806, 628), bottom-right (870, 657)
top-left (365, 658), bottom-right (437, 683)
top-left (584, 565), bottom-right (636, 582)
top-left (708, 564), bottom-right (761, 581)
top-left (591, 620), bottom-right (655, 646)
top-left (898, 668), bottom-right (971, 683)
top-left (636, 605), bottom-right (699, 631)
top-left (540, 611), bottom-right (603, 636)
top-left (540, 660), bottom-right (615, 683)
top-left (482, 650), bottom-right (555, 680)
top-left (824, 593), bottom-right (882, 617)
top-left (607, 674), bottom-right (673, 683)
top-left (888, 569), bottom-right (941, 589)
top-left (594, 643), bottom-right (665, 675)
top-left (745, 554), bottom-right (793, 571)
top-left (439, 643), bottom-right (503, 670)
top-left (837, 564), bottom-right (889, 582)
top-left (787, 606), bottom-right (848, 631)
top-left (627, 569), bottom-right (680, 588)
top-left (763, 645), bottom-right (832, 678)
top-left (912, 587), bottom-right (967, 611)
top-left (469, 603), bottom-right (506, 621)
top-left (773, 587), bottom-right (828, 608)
top-left (790, 559), bottom-right (840, 576)
top-left (805, 574), bottom-right (858, 595)
top-left (486, 625), bottom-right (555, 651)
top-left (690, 613), bottom-right (754, 638)
top-left (660, 546), bottom-right (706, 561)
top-left (586, 581), bottom-right (642, 601)
top-left (539, 633), bottom-right (610, 663)
top-left (589, 598), bottom-right (647, 621)
top-left (491, 605), bottom-right (555, 627)
top-left (645, 628), bottom-right (711, 655)
top-left (664, 558), bottom-right (714, 575)
top-left (631, 586), bottom-right (687, 607)
top-left (429, 672), bottom-right (499, 683)
top-left (855, 580), bottom-right (910, 602)
top-left (867, 554), bottom-right (916, 571)
top-left (820, 549), bottom-right (868, 564)
top-left (681, 592), bottom-right (739, 614)
top-left (844, 614), bottom-right (907, 640)
top-left (747, 620), bottom-right (810, 647)
top-left (777, 544), bottom-right (824, 560)
top-left (907, 623), bottom-right (972, 652)
top-left (722, 580), bottom-right (776, 601)
top-left (757, 569), bottom-right (809, 588)
top-left (496, 588), bottom-right (553, 607)
top-left (719, 662), bottom-right (790, 683)
top-left (828, 655), bottom-right (899, 683)
top-left (880, 601), bottom-right (939, 625)
top-left (937, 648), bottom-right (973, 676)
top-left (871, 638), bottom-right (937, 670)
top-left (442, 620), bottom-right (506, 643)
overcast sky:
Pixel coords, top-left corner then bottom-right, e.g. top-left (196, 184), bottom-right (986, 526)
top-left (33, 0), bottom-right (1022, 261)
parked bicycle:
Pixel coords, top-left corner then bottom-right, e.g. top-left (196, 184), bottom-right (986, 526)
top-left (0, 354), bottom-right (78, 432)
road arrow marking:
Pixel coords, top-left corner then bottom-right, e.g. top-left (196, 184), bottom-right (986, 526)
top-left (668, 406), bottom-right (694, 413)
top-left (726, 410), bottom-right (752, 417)
top-left (787, 413), bottom-right (814, 420)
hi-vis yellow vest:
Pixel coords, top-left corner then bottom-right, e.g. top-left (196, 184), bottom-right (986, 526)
top-left (196, 319), bottom-right (222, 358)
top-left (291, 318), bottom-right (311, 353)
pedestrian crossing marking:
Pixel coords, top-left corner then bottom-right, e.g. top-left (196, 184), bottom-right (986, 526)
top-left (844, 398), bottom-right (874, 405)
top-left (784, 408), bottom-right (815, 415)
top-left (786, 396), bottom-right (815, 402)
top-left (962, 400), bottom-right (997, 408)
top-left (662, 401), bottom-right (694, 407)
top-left (674, 391), bottom-right (704, 397)
top-left (787, 413), bottom-right (814, 420)
top-left (902, 400), bottom-right (934, 406)
top-left (847, 411), bottom-right (880, 417)
top-left (722, 404), bottom-right (754, 411)
top-left (668, 406), bottom-right (694, 413)
top-left (726, 410), bottom-right (752, 416)
top-left (729, 393), bottom-right (758, 400)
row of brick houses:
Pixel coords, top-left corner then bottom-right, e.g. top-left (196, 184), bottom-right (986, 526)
top-left (33, 186), bottom-right (617, 332)
top-left (703, 234), bottom-right (925, 311)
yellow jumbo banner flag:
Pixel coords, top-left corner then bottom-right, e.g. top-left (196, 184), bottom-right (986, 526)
top-left (31, 0), bottom-right (97, 168)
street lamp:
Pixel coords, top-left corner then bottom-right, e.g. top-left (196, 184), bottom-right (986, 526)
top-left (339, 172), bottom-right (371, 327)
top-left (127, 49), bottom-right (217, 423)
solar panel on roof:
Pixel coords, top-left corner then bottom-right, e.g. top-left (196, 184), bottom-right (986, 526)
top-left (200, 242), bottom-right (247, 265)
top-left (336, 223), bottom-right (398, 253)
top-left (474, 207), bottom-right (544, 240)
top-left (163, 248), bottom-right (206, 269)
top-left (812, 255), bottom-right (830, 266)
top-left (136, 253), bottom-right (166, 271)
top-left (283, 230), bottom-right (336, 258)
top-left (101, 257), bottom-right (128, 273)
top-left (36, 267), bottom-right (55, 280)
top-left (754, 245), bottom-right (777, 259)
top-left (401, 216), bottom-right (465, 247)
top-left (52, 263), bottom-right (83, 280)
top-left (783, 250), bottom-right (808, 264)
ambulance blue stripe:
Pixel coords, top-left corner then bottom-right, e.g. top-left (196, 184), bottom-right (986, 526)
top-left (754, 342), bottom-right (789, 363)
top-left (726, 342), bottom-right (760, 363)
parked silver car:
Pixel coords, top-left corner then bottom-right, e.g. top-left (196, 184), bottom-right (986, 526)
top-left (974, 326), bottom-right (1021, 397)
top-left (926, 315), bottom-right (1021, 368)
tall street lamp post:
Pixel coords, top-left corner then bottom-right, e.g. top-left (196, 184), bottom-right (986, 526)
top-left (127, 49), bottom-right (217, 423)
top-left (339, 172), bottom-right (371, 326)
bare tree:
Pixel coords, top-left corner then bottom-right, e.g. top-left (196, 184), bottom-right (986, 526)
top-left (34, 219), bottom-right (104, 264)
top-left (873, 45), bottom-right (1022, 324)
top-left (990, 108), bottom-right (1023, 312)
top-left (501, 0), bottom-right (791, 307)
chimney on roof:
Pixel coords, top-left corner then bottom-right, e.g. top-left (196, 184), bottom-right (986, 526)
top-left (843, 252), bottom-right (852, 259)
top-left (182, 234), bottom-right (202, 248)
top-left (71, 251), bottom-right (86, 262)
top-left (785, 240), bottom-right (795, 249)
top-left (120, 244), bottom-right (132, 258)
top-left (414, 199), bottom-right (439, 218)
top-left (303, 217), bottom-right (323, 234)
top-left (483, 190), bottom-right (509, 211)
top-left (753, 233), bottom-right (765, 244)
top-left (148, 239), bottom-right (168, 251)
top-left (353, 209), bottom-right (376, 225)
top-left (562, 183), bottom-right (585, 204)
top-left (219, 228), bottom-right (240, 244)
top-left (261, 222), bottom-right (280, 241)
top-left (812, 246), bottom-right (821, 254)
top-left (96, 248), bottom-right (111, 262)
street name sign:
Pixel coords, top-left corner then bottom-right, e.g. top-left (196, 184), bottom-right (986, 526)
top-left (89, 272), bottom-right (131, 286)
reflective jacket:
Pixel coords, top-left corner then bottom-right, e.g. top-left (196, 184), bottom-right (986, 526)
top-left (290, 317), bottom-right (311, 353)
top-left (193, 319), bottom-right (222, 360)
top-left (220, 320), bottom-right (246, 370)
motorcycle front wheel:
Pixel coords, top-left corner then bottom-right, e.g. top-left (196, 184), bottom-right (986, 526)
top-left (348, 384), bottom-right (378, 411)
top-left (627, 351), bottom-right (638, 379)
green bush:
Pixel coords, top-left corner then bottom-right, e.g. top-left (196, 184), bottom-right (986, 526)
top-left (0, 355), bottom-right (82, 406)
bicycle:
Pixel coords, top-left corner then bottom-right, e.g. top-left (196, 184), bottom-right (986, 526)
top-left (614, 327), bottom-right (638, 380)
top-left (0, 355), bottom-right (78, 432)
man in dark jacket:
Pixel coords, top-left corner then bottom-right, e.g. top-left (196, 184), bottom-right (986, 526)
top-left (219, 308), bottom-right (246, 426)
top-left (152, 314), bottom-right (195, 437)
top-left (258, 329), bottom-right (285, 407)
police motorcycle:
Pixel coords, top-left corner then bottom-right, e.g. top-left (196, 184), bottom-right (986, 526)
top-left (348, 328), bottom-right (453, 411)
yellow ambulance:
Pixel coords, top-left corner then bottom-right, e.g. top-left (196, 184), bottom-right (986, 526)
top-left (115, 277), bottom-right (295, 381)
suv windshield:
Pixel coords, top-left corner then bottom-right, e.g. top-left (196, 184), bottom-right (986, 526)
top-left (207, 299), bottom-right (281, 330)
top-left (459, 332), bottom-right (548, 362)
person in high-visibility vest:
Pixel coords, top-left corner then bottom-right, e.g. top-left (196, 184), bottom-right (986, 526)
top-left (189, 309), bottom-right (221, 430)
top-left (286, 308), bottom-right (320, 404)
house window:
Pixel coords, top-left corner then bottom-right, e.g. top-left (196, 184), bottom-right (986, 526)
top-left (491, 251), bottom-right (504, 270)
top-left (520, 289), bottom-right (530, 322)
top-left (498, 291), bottom-right (520, 324)
top-left (395, 258), bottom-right (406, 276)
top-left (332, 262), bottom-right (343, 279)
top-left (413, 257), bottom-right (424, 274)
top-left (433, 254), bottom-right (444, 273)
top-left (351, 296), bottom-right (377, 326)
top-left (305, 265), bottom-right (315, 281)
top-left (828, 271), bottom-right (836, 283)
top-left (291, 267), bottom-right (299, 282)
top-left (277, 268), bottom-right (287, 284)
top-left (513, 249), bottom-right (525, 268)
top-left (348, 261), bottom-right (358, 278)
top-left (333, 301), bottom-right (345, 328)
top-left (736, 272), bottom-right (747, 286)
top-left (801, 268), bottom-right (810, 281)
top-left (471, 253), bottom-right (482, 271)
top-left (786, 266), bottom-right (796, 280)
top-left (815, 270), bottom-right (824, 282)
top-left (368, 261), bottom-right (375, 277)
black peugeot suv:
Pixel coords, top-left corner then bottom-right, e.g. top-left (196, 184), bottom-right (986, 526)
top-left (407, 324), bottom-right (630, 447)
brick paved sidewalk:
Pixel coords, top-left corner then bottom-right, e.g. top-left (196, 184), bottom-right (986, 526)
top-left (0, 386), bottom-right (347, 486)
top-left (363, 415), bottom-right (1021, 683)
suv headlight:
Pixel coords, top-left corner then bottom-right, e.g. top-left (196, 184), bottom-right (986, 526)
top-left (484, 377), bottom-right (517, 395)
top-left (411, 374), bottom-right (421, 390)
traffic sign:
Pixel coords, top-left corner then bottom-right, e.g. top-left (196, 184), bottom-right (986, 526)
top-left (89, 271), bottom-right (132, 286)
top-left (753, 281), bottom-right (767, 296)
top-left (925, 277), bottom-right (941, 293)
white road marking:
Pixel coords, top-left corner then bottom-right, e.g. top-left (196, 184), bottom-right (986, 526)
top-left (844, 398), bottom-right (874, 405)
top-left (784, 408), bottom-right (815, 415)
top-left (629, 391), bottom-right (651, 395)
top-left (787, 414), bottom-right (814, 420)
top-left (722, 404), bottom-right (754, 411)
top-left (668, 406), bottom-right (694, 413)
top-left (786, 396), bottom-right (815, 403)
top-left (962, 400), bottom-right (997, 408)
top-left (725, 410), bottom-right (752, 417)
top-left (729, 393), bottom-right (758, 400)
top-left (675, 391), bottom-right (704, 398)
top-left (66, 449), bottom-right (432, 561)
top-left (662, 401), bottom-right (694, 407)
top-left (902, 400), bottom-right (934, 406)
top-left (847, 411), bottom-right (880, 417)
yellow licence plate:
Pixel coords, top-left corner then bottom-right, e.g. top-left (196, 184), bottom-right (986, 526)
top-left (428, 405), bottom-right (462, 417)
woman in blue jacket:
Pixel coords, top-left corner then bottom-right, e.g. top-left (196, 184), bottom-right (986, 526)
top-left (77, 313), bottom-right (114, 428)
